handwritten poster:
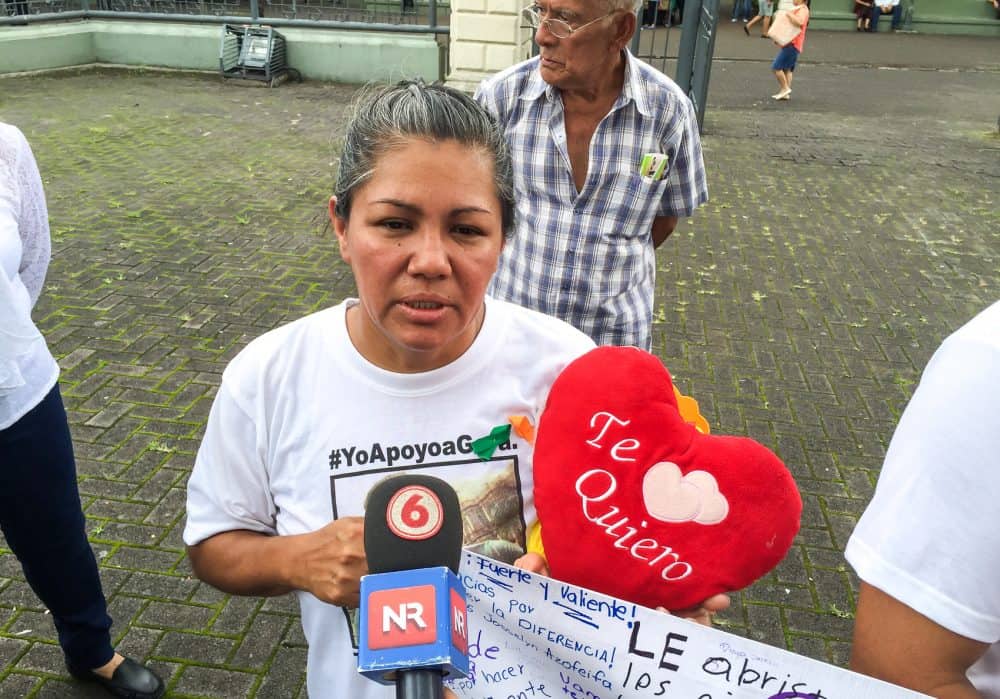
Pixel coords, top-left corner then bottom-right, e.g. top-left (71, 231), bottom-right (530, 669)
top-left (447, 551), bottom-right (929, 699)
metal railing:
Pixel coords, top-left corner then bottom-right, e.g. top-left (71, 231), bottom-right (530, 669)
top-left (1, 0), bottom-right (449, 31)
top-left (629, 0), bottom-right (718, 133)
top-left (3, 0), bottom-right (78, 14)
top-left (674, 0), bottom-right (718, 131)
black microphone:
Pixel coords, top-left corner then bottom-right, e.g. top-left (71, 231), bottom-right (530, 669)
top-left (358, 474), bottom-right (469, 699)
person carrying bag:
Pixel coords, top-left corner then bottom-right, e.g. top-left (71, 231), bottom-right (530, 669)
top-left (766, 0), bottom-right (810, 100)
top-left (766, 6), bottom-right (801, 46)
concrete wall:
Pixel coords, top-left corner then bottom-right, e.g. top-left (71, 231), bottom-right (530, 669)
top-left (0, 20), bottom-right (442, 80)
top-left (90, 20), bottom-right (219, 69)
top-left (281, 26), bottom-right (442, 83)
top-left (0, 20), bottom-right (95, 73)
top-left (446, 0), bottom-right (530, 92)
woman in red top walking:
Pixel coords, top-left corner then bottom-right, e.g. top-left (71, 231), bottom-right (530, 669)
top-left (771, 0), bottom-right (809, 100)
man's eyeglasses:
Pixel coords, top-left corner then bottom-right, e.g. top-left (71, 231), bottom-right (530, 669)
top-left (520, 4), bottom-right (617, 38)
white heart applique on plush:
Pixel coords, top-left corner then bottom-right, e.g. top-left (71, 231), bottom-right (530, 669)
top-left (642, 461), bottom-right (730, 525)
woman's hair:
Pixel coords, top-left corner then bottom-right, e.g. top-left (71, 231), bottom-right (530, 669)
top-left (333, 79), bottom-right (516, 240)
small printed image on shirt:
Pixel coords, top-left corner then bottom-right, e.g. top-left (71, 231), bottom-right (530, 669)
top-left (639, 152), bottom-right (670, 180)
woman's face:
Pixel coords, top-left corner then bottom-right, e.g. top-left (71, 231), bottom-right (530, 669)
top-left (330, 137), bottom-right (504, 373)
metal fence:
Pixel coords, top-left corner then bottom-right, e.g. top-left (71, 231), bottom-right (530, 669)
top-left (1, 0), bottom-right (448, 30)
top-left (630, 0), bottom-right (719, 132)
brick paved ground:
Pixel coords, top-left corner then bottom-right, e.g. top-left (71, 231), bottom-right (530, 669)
top-left (0, 44), bottom-right (996, 696)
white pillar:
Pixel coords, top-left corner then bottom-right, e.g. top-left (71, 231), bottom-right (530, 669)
top-left (446, 0), bottom-right (533, 93)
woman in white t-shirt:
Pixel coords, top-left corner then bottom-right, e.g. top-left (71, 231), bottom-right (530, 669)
top-left (0, 123), bottom-right (164, 698)
top-left (183, 82), bottom-right (726, 698)
top-left (185, 81), bottom-right (587, 699)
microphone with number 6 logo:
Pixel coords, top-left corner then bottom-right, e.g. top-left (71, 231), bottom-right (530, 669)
top-left (358, 474), bottom-right (469, 699)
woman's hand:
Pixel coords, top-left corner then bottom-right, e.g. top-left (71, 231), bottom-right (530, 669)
top-left (188, 520), bottom-right (366, 604)
top-left (658, 593), bottom-right (731, 627)
top-left (289, 517), bottom-right (368, 607)
top-left (513, 552), bottom-right (549, 576)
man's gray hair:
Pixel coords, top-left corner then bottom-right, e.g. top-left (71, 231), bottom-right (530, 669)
top-left (334, 80), bottom-right (516, 240)
top-left (605, 0), bottom-right (644, 15)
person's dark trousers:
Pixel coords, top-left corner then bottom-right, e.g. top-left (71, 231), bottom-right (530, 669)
top-left (871, 3), bottom-right (902, 30)
top-left (642, 0), bottom-right (657, 25)
top-left (0, 385), bottom-right (115, 672)
top-left (672, 0), bottom-right (684, 24)
top-left (731, 0), bottom-right (751, 19)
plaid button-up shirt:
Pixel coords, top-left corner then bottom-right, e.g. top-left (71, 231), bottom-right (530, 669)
top-left (476, 51), bottom-right (708, 350)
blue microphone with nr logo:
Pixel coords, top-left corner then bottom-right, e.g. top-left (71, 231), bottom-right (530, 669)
top-left (358, 474), bottom-right (469, 699)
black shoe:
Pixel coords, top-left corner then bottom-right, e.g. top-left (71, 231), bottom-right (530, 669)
top-left (67, 657), bottom-right (165, 699)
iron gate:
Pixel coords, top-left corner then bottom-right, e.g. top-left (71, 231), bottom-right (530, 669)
top-left (630, 0), bottom-right (719, 132)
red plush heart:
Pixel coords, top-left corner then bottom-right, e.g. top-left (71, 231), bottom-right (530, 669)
top-left (534, 346), bottom-right (801, 610)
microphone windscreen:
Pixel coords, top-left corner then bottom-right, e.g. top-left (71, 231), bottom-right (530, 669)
top-left (364, 474), bottom-right (463, 575)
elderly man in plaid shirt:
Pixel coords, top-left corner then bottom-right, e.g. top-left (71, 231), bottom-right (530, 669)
top-left (475, 0), bottom-right (708, 350)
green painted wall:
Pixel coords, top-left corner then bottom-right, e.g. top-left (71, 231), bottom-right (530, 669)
top-left (0, 21), bottom-right (94, 73)
top-left (0, 20), bottom-right (442, 79)
top-left (808, 0), bottom-right (1000, 36)
top-left (90, 20), bottom-right (220, 69)
top-left (280, 27), bottom-right (443, 82)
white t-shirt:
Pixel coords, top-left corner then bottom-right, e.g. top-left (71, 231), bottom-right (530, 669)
top-left (184, 297), bottom-right (595, 698)
top-left (0, 122), bottom-right (58, 431)
top-left (846, 300), bottom-right (1000, 697)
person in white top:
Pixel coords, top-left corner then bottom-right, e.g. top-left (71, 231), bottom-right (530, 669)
top-left (846, 299), bottom-right (1000, 698)
top-left (183, 81), bottom-right (726, 698)
top-left (183, 80), bottom-right (595, 699)
top-left (0, 122), bottom-right (164, 698)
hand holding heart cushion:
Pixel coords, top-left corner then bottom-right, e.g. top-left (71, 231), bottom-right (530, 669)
top-left (533, 346), bottom-right (802, 610)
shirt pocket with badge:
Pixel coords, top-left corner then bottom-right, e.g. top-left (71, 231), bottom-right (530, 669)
top-left (599, 169), bottom-right (670, 243)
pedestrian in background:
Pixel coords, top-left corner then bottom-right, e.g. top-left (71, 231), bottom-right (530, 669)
top-left (769, 0), bottom-right (809, 100)
top-left (745, 0), bottom-right (773, 36)
top-left (853, 0), bottom-right (872, 30)
top-left (0, 122), bottom-right (165, 698)
top-left (870, 0), bottom-right (902, 31)
top-left (642, 0), bottom-right (658, 27)
top-left (731, 0), bottom-right (752, 22)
